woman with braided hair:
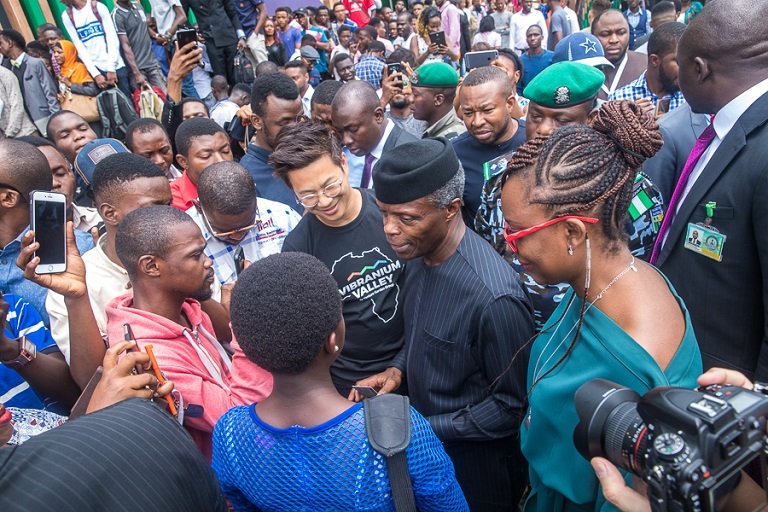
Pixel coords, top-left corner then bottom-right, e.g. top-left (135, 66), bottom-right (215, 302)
top-left (500, 101), bottom-right (703, 511)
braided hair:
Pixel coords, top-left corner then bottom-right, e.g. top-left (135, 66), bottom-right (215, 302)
top-left (499, 100), bottom-right (662, 391)
top-left (502, 100), bottom-right (662, 250)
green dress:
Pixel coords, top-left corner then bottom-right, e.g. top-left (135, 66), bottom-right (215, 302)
top-left (520, 277), bottom-right (703, 512)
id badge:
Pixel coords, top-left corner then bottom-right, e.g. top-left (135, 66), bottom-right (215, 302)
top-left (482, 155), bottom-right (508, 182)
top-left (684, 222), bottom-right (726, 262)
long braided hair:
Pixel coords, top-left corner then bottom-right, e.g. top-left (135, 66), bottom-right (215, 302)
top-left (497, 101), bottom-right (663, 391)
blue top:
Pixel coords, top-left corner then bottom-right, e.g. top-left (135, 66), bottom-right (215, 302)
top-left (0, 294), bottom-right (59, 410)
top-left (240, 143), bottom-right (303, 213)
top-left (521, 277), bottom-right (703, 512)
top-left (0, 228), bottom-right (94, 326)
top-left (278, 27), bottom-right (303, 61)
top-left (232, 0), bottom-right (263, 38)
top-left (519, 50), bottom-right (554, 95)
top-left (212, 402), bottom-right (469, 512)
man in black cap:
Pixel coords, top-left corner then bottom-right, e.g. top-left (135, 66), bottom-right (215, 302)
top-left (358, 138), bottom-right (534, 511)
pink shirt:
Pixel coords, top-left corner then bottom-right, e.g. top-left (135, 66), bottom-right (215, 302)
top-left (440, 1), bottom-right (462, 56)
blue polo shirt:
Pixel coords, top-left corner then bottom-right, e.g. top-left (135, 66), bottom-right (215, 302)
top-left (0, 294), bottom-right (59, 410)
top-left (278, 27), bottom-right (303, 61)
top-left (240, 143), bottom-right (303, 213)
top-left (233, 0), bottom-right (264, 38)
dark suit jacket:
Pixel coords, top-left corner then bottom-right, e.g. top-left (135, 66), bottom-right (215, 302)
top-left (658, 91), bottom-right (768, 380)
top-left (643, 103), bottom-right (709, 205)
top-left (180, 0), bottom-right (243, 48)
top-left (382, 122), bottom-right (418, 153)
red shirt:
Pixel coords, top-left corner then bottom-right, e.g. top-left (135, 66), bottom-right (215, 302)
top-left (343, 0), bottom-right (374, 28)
top-left (170, 171), bottom-right (198, 211)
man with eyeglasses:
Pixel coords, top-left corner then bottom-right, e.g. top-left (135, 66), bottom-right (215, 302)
top-left (187, 161), bottom-right (300, 287)
top-left (271, 121), bottom-right (406, 399)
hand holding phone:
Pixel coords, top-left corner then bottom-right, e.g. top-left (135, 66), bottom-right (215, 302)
top-left (352, 385), bottom-right (378, 399)
top-left (30, 191), bottom-right (67, 274)
top-left (234, 246), bottom-right (245, 276)
top-left (176, 27), bottom-right (198, 49)
top-left (429, 30), bottom-right (446, 47)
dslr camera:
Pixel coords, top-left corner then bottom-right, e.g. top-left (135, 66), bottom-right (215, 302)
top-left (573, 379), bottom-right (768, 511)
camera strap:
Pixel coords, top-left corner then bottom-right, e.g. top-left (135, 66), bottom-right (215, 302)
top-left (364, 394), bottom-right (417, 512)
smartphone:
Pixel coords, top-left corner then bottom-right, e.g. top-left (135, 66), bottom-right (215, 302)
top-left (352, 385), bottom-right (378, 399)
top-left (123, 323), bottom-right (144, 376)
top-left (429, 31), bottom-right (446, 47)
top-left (464, 50), bottom-right (499, 70)
top-left (30, 190), bottom-right (66, 274)
top-left (387, 62), bottom-right (404, 75)
top-left (176, 28), bottom-right (198, 49)
top-left (234, 246), bottom-right (245, 276)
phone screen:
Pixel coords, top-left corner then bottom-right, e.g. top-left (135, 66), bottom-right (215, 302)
top-left (32, 192), bottom-right (66, 273)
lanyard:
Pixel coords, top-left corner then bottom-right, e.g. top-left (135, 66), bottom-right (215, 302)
top-left (601, 54), bottom-right (628, 96)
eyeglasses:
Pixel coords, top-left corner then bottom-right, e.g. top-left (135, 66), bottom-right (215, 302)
top-left (196, 202), bottom-right (259, 241)
top-left (296, 174), bottom-right (344, 209)
top-left (503, 216), bottom-right (599, 253)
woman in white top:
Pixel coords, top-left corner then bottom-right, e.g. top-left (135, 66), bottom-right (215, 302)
top-left (472, 16), bottom-right (502, 48)
top-left (411, 7), bottom-right (459, 67)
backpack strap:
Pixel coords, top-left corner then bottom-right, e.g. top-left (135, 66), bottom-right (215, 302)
top-left (90, 0), bottom-right (109, 52)
top-left (364, 394), bottom-right (417, 512)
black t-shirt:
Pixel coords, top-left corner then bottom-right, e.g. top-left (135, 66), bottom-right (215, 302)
top-left (282, 189), bottom-right (406, 393)
top-left (0, 399), bottom-right (227, 512)
top-left (452, 121), bottom-right (527, 227)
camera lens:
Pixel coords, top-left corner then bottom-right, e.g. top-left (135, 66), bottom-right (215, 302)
top-left (573, 379), bottom-right (649, 477)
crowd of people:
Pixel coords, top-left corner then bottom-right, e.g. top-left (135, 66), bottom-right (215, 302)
top-left (0, 0), bottom-right (765, 510)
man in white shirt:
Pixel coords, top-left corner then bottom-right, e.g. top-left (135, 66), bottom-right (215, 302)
top-left (187, 161), bottom-right (300, 285)
top-left (282, 61), bottom-right (315, 117)
top-left (210, 82), bottom-right (251, 130)
top-left (511, 0), bottom-right (548, 52)
top-left (60, 0), bottom-right (131, 98)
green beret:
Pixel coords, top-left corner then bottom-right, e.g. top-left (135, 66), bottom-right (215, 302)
top-left (373, 138), bottom-right (460, 204)
top-left (411, 62), bottom-right (459, 88)
top-left (523, 62), bottom-right (605, 108)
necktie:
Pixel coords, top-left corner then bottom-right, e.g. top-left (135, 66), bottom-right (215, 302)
top-left (360, 153), bottom-right (376, 188)
top-left (649, 117), bottom-right (717, 265)
top-left (10, 59), bottom-right (20, 68)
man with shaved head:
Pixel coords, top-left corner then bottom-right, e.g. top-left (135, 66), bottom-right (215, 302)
top-left (651, 0), bottom-right (768, 381)
top-left (331, 80), bottom-right (416, 188)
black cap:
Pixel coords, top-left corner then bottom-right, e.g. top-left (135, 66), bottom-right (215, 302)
top-left (373, 138), bottom-right (460, 204)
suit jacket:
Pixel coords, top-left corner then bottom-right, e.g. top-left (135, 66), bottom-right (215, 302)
top-left (643, 103), bottom-right (709, 205)
top-left (382, 122), bottom-right (418, 152)
top-left (180, 0), bottom-right (243, 48)
top-left (8, 56), bottom-right (59, 126)
top-left (657, 91), bottom-right (768, 380)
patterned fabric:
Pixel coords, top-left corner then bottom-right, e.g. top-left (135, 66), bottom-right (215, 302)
top-left (212, 403), bottom-right (469, 511)
top-left (186, 198), bottom-right (301, 285)
top-left (608, 72), bottom-right (686, 112)
top-left (0, 294), bottom-right (60, 410)
top-left (355, 55), bottom-right (386, 89)
top-left (7, 407), bottom-right (66, 445)
top-left (475, 170), bottom-right (665, 326)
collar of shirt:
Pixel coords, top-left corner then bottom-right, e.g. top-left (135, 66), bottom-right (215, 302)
top-left (174, 172), bottom-right (198, 204)
top-left (71, 203), bottom-right (102, 232)
top-left (91, 234), bottom-right (128, 278)
top-left (10, 53), bottom-right (26, 68)
top-left (303, 84), bottom-right (314, 104)
top-left (370, 119), bottom-right (394, 161)
top-left (712, 76), bottom-right (768, 142)
top-left (246, 143), bottom-right (272, 164)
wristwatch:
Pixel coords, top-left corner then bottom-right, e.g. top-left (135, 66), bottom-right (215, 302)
top-left (1, 336), bottom-right (36, 370)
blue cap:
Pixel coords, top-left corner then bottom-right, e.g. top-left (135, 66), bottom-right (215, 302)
top-left (74, 138), bottom-right (129, 185)
top-left (552, 32), bottom-right (614, 69)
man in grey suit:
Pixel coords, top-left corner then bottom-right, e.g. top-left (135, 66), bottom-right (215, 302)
top-left (331, 80), bottom-right (418, 189)
top-left (0, 30), bottom-right (59, 137)
top-left (653, 0), bottom-right (768, 380)
top-left (642, 103), bottom-right (708, 205)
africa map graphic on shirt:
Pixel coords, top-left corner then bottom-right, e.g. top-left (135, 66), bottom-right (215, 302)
top-left (332, 247), bottom-right (401, 323)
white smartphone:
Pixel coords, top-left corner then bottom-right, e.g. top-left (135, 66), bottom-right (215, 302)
top-left (30, 190), bottom-right (67, 274)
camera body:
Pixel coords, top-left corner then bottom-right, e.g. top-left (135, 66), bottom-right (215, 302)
top-left (574, 380), bottom-right (768, 512)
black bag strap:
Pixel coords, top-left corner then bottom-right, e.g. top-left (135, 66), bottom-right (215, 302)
top-left (364, 394), bottom-right (418, 512)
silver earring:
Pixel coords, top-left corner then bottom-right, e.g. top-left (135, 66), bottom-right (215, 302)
top-left (567, 244), bottom-right (574, 256)
top-left (333, 346), bottom-right (340, 353)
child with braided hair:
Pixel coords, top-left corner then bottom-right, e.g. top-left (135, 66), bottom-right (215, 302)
top-left (500, 101), bottom-right (703, 511)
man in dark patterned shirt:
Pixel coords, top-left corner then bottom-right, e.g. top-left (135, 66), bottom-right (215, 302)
top-left (361, 137), bottom-right (534, 511)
